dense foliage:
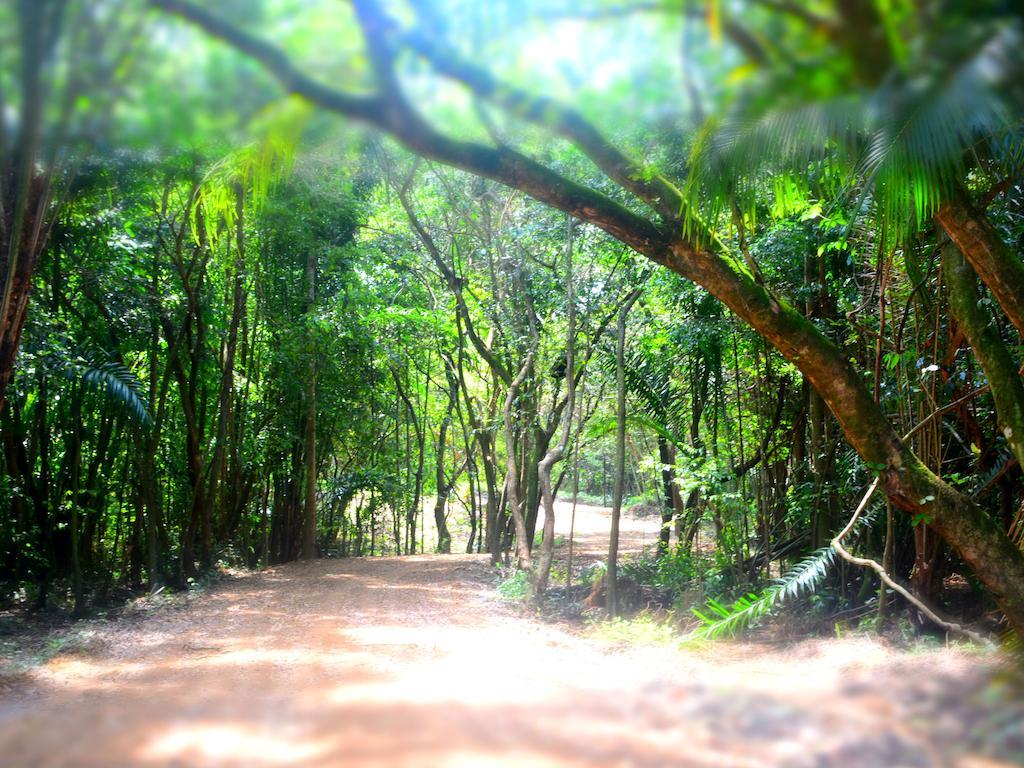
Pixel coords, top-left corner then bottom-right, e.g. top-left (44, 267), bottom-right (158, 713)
top-left (2, 0), bottom-right (1023, 641)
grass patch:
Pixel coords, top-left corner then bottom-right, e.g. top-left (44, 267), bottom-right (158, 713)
top-left (497, 570), bottom-right (531, 601)
top-left (590, 610), bottom-right (680, 647)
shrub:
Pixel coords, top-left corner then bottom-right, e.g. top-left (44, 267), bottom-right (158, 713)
top-left (497, 570), bottom-right (530, 601)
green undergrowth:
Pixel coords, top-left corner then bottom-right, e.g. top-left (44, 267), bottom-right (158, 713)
top-left (588, 610), bottom-right (681, 647)
top-left (496, 569), bottom-right (531, 601)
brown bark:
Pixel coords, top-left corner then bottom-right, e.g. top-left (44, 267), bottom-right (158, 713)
top-left (937, 190), bottom-right (1024, 340)
top-left (0, 173), bottom-right (48, 409)
top-left (0, 1), bottom-right (58, 408)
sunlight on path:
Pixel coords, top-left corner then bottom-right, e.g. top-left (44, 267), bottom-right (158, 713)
top-left (0, 556), bottom-right (1016, 768)
top-left (144, 725), bottom-right (332, 765)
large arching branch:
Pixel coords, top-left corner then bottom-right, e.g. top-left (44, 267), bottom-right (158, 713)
top-left (150, 0), bottom-right (671, 260)
top-left (395, 26), bottom-right (685, 219)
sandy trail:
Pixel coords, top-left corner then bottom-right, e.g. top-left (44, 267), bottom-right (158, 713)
top-left (553, 500), bottom-right (662, 561)
top-left (0, 506), bottom-right (1020, 767)
top-left (422, 499), bottom-right (662, 559)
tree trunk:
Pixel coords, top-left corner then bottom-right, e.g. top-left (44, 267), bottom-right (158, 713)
top-left (69, 386), bottom-right (85, 617)
top-left (566, 417), bottom-right (581, 591)
top-left (504, 353), bottom-right (535, 570)
top-left (432, 365), bottom-right (458, 554)
top-left (937, 190), bottom-right (1024, 339)
top-left (535, 216), bottom-right (575, 596)
top-left (0, 1), bottom-right (54, 409)
top-left (524, 424), bottom-right (546, 547)
top-left (942, 240), bottom-right (1024, 467)
top-left (480, 433), bottom-right (501, 563)
top-left (301, 241), bottom-right (317, 559)
top-left (656, 436), bottom-right (676, 556)
top-left (607, 287), bottom-right (643, 616)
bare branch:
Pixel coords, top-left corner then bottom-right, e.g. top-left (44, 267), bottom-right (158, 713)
top-left (832, 479), bottom-right (992, 647)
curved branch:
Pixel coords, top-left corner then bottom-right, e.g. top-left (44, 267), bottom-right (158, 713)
top-left (397, 25), bottom-right (685, 220)
top-left (393, 180), bottom-right (513, 386)
top-left (149, 0), bottom-right (382, 120)
top-left (151, 0), bottom-right (675, 264)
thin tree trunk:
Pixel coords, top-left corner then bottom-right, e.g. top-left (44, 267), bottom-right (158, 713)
top-left (504, 352), bottom-right (536, 570)
top-left (69, 385), bottom-right (84, 617)
top-left (535, 216), bottom-right (576, 596)
top-left (656, 436), bottom-right (676, 556)
top-left (431, 364), bottom-right (458, 554)
top-left (607, 287), bottom-right (643, 616)
top-left (301, 234), bottom-right (317, 559)
top-left (566, 418), bottom-right (581, 592)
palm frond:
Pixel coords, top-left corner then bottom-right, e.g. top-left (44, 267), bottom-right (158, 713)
top-left (683, 23), bottom-right (1024, 245)
top-left (683, 506), bottom-right (880, 643)
top-left (192, 96), bottom-right (309, 244)
top-left (599, 347), bottom-right (691, 448)
top-left (861, 25), bottom-right (1023, 237)
top-left (973, 447), bottom-right (1014, 499)
top-left (63, 351), bottom-right (152, 427)
top-left (627, 413), bottom-right (688, 450)
top-left (683, 97), bottom-right (861, 243)
top-left (684, 546), bottom-right (837, 642)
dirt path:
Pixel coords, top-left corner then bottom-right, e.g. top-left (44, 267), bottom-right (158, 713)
top-left (421, 498), bottom-right (662, 558)
top-left (0, 550), bottom-right (1020, 768)
top-left (553, 499), bottom-right (662, 561)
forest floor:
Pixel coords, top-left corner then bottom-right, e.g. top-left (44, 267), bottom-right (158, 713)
top-left (0, 504), bottom-right (1022, 767)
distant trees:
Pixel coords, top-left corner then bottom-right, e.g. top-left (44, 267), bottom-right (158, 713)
top-left (384, 159), bottom-right (634, 572)
top-left (0, 147), bottom-right (366, 603)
